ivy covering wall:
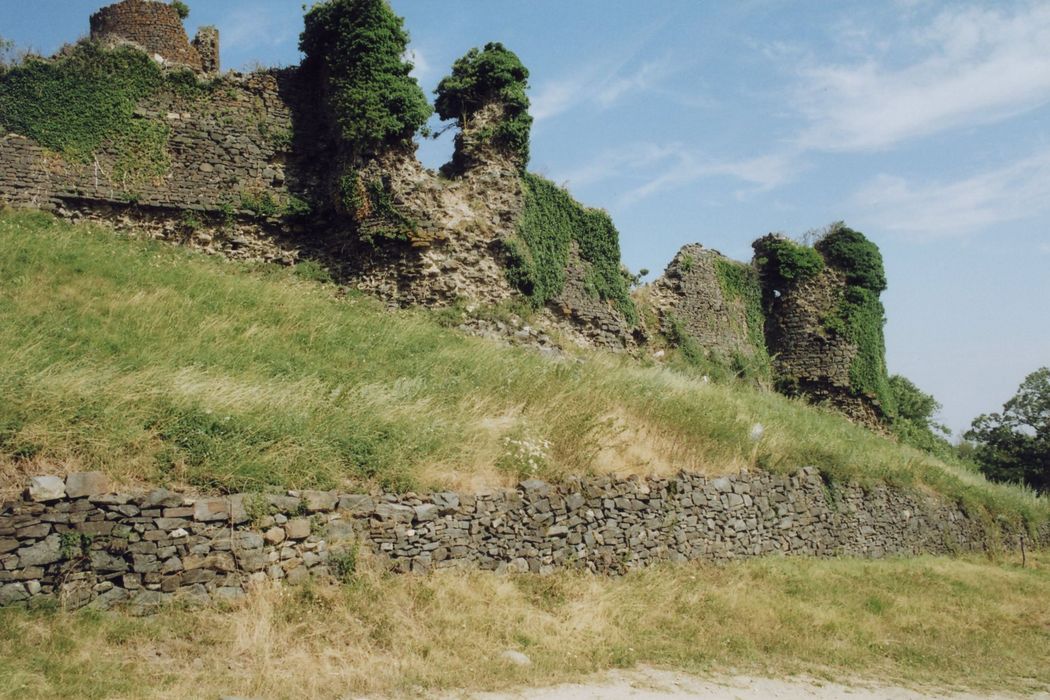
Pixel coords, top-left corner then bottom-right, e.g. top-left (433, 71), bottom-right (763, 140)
top-left (815, 225), bottom-right (895, 416)
top-left (504, 174), bottom-right (636, 323)
top-left (0, 42), bottom-right (209, 181)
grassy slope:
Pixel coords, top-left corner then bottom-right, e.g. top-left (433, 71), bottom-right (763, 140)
top-left (1, 554), bottom-right (1047, 698)
top-left (0, 210), bottom-right (1046, 529)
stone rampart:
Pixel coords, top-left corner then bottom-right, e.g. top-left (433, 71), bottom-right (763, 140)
top-left (0, 70), bottom-right (304, 216)
top-left (2, 470), bottom-right (1044, 613)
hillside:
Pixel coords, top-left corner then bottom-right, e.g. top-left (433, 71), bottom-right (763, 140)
top-left (0, 210), bottom-right (1045, 529)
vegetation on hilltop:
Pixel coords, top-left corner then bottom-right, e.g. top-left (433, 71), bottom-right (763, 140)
top-left (435, 42), bottom-right (532, 168)
top-left (1, 554), bottom-right (1048, 697)
top-left (0, 211), bottom-right (1045, 530)
top-left (299, 0), bottom-right (430, 154)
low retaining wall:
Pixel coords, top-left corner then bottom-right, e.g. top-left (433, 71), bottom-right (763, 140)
top-left (1, 469), bottom-right (1044, 614)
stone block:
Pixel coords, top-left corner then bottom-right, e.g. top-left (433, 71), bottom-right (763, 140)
top-left (17, 535), bottom-right (63, 567)
top-left (338, 494), bottom-right (375, 515)
top-left (194, 498), bottom-right (229, 522)
top-left (374, 504), bottom-right (414, 523)
top-left (413, 504), bottom-right (439, 522)
top-left (263, 526), bottom-right (286, 545)
top-left (65, 472), bottom-right (109, 498)
top-left (302, 490), bottom-right (338, 513)
top-left (28, 476), bottom-right (66, 502)
top-left (284, 518), bottom-right (311, 540)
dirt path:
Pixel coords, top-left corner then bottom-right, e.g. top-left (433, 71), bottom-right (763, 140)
top-left (457, 667), bottom-right (1049, 700)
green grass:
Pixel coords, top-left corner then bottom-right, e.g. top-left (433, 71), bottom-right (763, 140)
top-left (0, 210), bottom-right (1046, 531)
top-left (0, 554), bottom-right (1047, 698)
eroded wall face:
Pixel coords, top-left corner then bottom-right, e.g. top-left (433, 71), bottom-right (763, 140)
top-left (2, 469), bottom-right (1043, 613)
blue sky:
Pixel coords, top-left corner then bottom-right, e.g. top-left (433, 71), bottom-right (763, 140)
top-left (3, 0), bottom-right (1049, 435)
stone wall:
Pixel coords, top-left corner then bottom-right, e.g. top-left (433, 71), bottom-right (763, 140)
top-left (192, 26), bottom-right (220, 75)
top-left (0, 70), bottom-right (308, 216)
top-left (90, 0), bottom-right (204, 72)
top-left (2, 470), bottom-right (1044, 613)
top-left (646, 244), bottom-right (761, 359)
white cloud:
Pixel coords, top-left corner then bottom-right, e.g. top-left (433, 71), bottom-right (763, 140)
top-left (792, 4), bottom-right (1050, 151)
top-left (531, 15), bottom-right (677, 122)
top-left (405, 48), bottom-right (430, 81)
top-left (851, 149), bottom-right (1050, 237)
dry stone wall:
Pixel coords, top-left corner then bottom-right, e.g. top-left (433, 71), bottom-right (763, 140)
top-left (2, 470), bottom-right (1044, 614)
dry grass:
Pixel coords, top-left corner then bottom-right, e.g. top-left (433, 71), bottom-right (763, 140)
top-left (1, 553), bottom-right (1047, 699)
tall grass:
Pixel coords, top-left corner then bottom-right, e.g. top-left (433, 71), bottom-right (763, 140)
top-left (0, 211), bottom-right (1046, 527)
top-left (0, 554), bottom-right (1047, 698)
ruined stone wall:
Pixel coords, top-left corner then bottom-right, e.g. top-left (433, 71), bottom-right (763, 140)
top-left (90, 0), bottom-right (203, 72)
top-left (2, 469), bottom-right (1044, 613)
top-left (646, 244), bottom-right (761, 359)
top-left (0, 70), bottom-right (307, 216)
top-left (192, 26), bottom-right (220, 74)
top-left (763, 266), bottom-right (884, 426)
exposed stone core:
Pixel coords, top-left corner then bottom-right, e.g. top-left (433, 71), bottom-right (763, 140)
top-left (90, 0), bottom-right (208, 72)
top-left (646, 244), bottom-right (762, 360)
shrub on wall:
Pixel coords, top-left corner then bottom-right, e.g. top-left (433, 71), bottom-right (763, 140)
top-left (170, 1), bottom-right (190, 20)
top-left (751, 234), bottom-right (824, 296)
top-left (0, 41), bottom-right (208, 181)
top-left (299, 0), bottom-right (431, 155)
top-left (505, 174), bottom-right (636, 323)
top-left (434, 42), bottom-right (532, 168)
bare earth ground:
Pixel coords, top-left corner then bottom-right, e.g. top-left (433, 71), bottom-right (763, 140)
top-left (448, 668), bottom-right (1050, 700)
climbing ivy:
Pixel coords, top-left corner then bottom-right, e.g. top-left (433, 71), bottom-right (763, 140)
top-left (817, 226), bottom-right (895, 416)
top-left (0, 42), bottom-right (209, 181)
top-left (434, 42), bottom-right (532, 168)
top-left (713, 257), bottom-right (771, 378)
top-left (505, 174), bottom-right (636, 323)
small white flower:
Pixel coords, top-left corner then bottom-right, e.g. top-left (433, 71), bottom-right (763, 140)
top-left (749, 423), bottom-right (765, 442)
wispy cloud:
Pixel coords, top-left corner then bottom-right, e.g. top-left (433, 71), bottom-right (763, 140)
top-left (850, 149), bottom-right (1050, 237)
top-left (791, 4), bottom-right (1050, 151)
top-left (530, 15), bottom-right (678, 122)
top-left (619, 150), bottom-right (799, 206)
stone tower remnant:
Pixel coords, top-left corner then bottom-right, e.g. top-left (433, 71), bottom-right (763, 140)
top-left (90, 0), bottom-right (219, 74)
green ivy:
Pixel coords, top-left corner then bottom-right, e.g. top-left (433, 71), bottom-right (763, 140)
top-left (813, 226), bottom-right (894, 414)
top-left (0, 42), bottom-right (208, 180)
top-left (435, 42), bottom-right (532, 168)
top-left (713, 257), bottom-right (770, 377)
top-left (300, 0), bottom-right (431, 153)
top-left (505, 173), bottom-right (636, 323)
top-left (829, 285), bottom-right (896, 416)
top-left (752, 235), bottom-right (825, 294)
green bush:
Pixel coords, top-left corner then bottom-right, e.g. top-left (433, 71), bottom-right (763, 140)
top-left (299, 0), bottom-right (431, 154)
top-left (815, 223), bottom-right (887, 293)
top-left (435, 42), bottom-right (532, 168)
top-left (889, 374), bottom-right (953, 458)
top-left (505, 174), bottom-right (636, 323)
top-left (752, 235), bottom-right (824, 294)
top-left (170, 1), bottom-right (190, 20)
